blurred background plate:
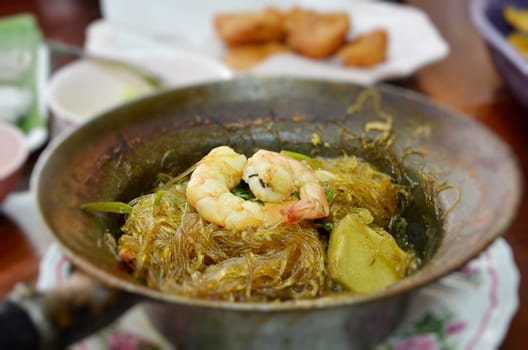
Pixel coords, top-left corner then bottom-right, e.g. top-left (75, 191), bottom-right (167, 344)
top-left (46, 50), bottom-right (232, 135)
top-left (470, 0), bottom-right (528, 109)
top-left (92, 0), bottom-right (449, 84)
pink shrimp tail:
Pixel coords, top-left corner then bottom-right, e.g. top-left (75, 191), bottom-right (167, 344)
top-left (281, 199), bottom-right (329, 224)
top-left (281, 206), bottom-right (302, 223)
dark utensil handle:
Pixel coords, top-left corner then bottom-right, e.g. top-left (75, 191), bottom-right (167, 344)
top-left (0, 273), bottom-right (139, 349)
top-left (0, 301), bottom-right (39, 349)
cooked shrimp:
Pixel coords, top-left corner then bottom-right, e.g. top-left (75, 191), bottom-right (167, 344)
top-left (243, 149), bottom-right (329, 223)
top-left (186, 146), bottom-right (329, 230)
top-left (186, 146), bottom-right (285, 230)
top-left (243, 149), bottom-right (295, 203)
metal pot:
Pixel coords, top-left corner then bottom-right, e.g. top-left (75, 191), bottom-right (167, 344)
top-left (1, 77), bottom-right (521, 349)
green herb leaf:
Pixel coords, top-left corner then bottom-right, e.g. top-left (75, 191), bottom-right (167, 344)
top-left (316, 220), bottom-right (334, 232)
top-left (388, 215), bottom-right (408, 236)
top-left (232, 186), bottom-right (252, 200)
top-left (326, 188), bottom-right (337, 202)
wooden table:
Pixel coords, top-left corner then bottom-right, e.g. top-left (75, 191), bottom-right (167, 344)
top-left (0, 1), bottom-right (526, 349)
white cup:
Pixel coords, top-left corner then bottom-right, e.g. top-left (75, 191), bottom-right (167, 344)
top-left (46, 51), bottom-right (232, 136)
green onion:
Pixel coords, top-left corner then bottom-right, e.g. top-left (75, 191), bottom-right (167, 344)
top-left (281, 150), bottom-right (324, 168)
top-left (81, 201), bottom-right (132, 214)
top-left (281, 150), bottom-right (313, 161)
top-left (154, 191), bottom-right (165, 206)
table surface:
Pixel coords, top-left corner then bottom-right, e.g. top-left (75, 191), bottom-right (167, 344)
top-left (0, 1), bottom-right (526, 349)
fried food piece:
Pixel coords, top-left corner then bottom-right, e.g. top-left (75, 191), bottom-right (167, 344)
top-left (504, 5), bottom-right (528, 32)
top-left (337, 29), bottom-right (388, 67)
top-left (285, 7), bottom-right (350, 59)
top-left (508, 32), bottom-right (528, 58)
top-left (223, 42), bottom-right (290, 70)
top-left (214, 8), bottom-right (286, 47)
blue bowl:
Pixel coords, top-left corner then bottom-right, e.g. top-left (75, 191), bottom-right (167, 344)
top-left (471, 0), bottom-right (528, 109)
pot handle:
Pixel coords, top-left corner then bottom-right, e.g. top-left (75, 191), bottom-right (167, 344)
top-left (0, 273), bottom-right (139, 349)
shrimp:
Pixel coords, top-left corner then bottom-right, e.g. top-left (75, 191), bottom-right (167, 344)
top-left (185, 146), bottom-right (329, 230)
top-left (186, 146), bottom-right (286, 230)
top-left (243, 149), bottom-right (329, 223)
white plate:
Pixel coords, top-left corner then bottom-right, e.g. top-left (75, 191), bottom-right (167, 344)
top-left (37, 238), bottom-right (518, 350)
top-left (91, 0), bottom-right (449, 84)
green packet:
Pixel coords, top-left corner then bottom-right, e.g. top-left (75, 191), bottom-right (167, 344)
top-left (0, 13), bottom-right (47, 148)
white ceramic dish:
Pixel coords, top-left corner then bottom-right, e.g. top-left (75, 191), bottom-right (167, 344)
top-left (96, 0), bottom-right (449, 84)
top-left (47, 59), bottom-right (155, 130)
top-left (46, 51), bottom-right (232, 132)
